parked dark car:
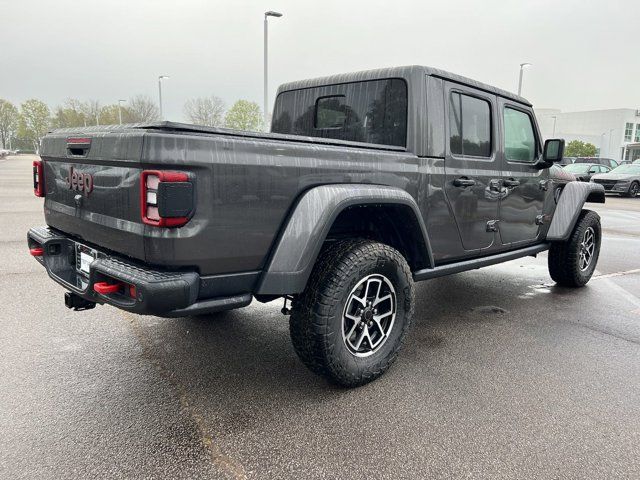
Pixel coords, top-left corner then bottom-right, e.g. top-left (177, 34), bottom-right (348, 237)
top-left (575, 157), bottom-right (619, 169)
top-left (559, 156), bottom-right (576, 166)
top-left (591, 163), bottom-right (640, 196)
top-left (27, 65), bottom-right (605, 387)
top-left (563, 162), bottom-right (611, 182)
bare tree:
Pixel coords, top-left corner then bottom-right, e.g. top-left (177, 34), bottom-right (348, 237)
top-left (79, 99), bottom-right (101, 126)
top-left (128, 95), bottom-right (160, 122)
top-left (183, 96), bottom-right (226, 127)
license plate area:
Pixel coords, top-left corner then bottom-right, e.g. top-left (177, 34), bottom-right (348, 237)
top-left (75, 243), bottom-right (97, 277)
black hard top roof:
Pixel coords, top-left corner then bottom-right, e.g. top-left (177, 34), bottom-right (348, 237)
top-left (276, 65), bottom-right (532, 107)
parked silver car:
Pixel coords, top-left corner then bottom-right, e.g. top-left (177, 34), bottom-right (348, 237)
top-left (591, 164), bottom-right (640, 197)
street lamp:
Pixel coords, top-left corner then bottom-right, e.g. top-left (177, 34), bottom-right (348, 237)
top-left (517, 62), bottom-right (532, 96)
top-left (118, 99), bottom-right (126, 125)
top-left (158, 75), bottom-right (170, 120)
top-left (608, 128), bottom-right (615, 158)
top-left (264, 10), bottom-right (283, 128)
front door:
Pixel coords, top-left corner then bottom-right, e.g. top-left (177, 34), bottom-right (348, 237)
top-left (444, 82), bottom-right (501, 252)
top-left (497, 100), bottom-right (546, 245)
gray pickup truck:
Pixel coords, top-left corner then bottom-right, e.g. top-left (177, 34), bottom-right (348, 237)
top-left (28, 66), bottom-right (604, 386)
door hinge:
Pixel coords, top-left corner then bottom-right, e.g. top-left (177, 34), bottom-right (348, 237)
top-left (535, 214), bottom-right (550, 225)
top-left (486, 220), bottom-right (500, 232)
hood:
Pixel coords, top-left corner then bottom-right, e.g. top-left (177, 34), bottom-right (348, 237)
top-left (591, 173), bottom-right (638, 181)
top-left (550, 164), bottom-right (576, 183)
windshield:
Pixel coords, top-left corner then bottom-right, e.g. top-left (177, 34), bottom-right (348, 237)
top-left (564, 163), bottom-right (592, 173)
top-left (611, 165), bottom-right (640, 174)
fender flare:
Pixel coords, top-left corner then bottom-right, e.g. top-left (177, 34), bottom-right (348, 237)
top-left (256, 184), bottom-right (433, 295)
top-left (546, 181), bottom-right (605, 241)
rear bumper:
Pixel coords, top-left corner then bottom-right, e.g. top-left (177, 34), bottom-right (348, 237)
top-left (27, 226), bottom-right (252, 317)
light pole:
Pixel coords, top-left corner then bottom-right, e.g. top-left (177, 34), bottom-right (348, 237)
top-left (608, 128), bottom-right (615, 158)
top-left (158, 75), bottom-right (170, 120)
top-left (118, 99), bottom-right (126, 125)
top-left (264, 10), bottom-right (283, 128)
top-left (551, 115), bottom-right (557, 136)
top-left (600, 132), bottom-right (606, 156)
top-left (517, 62), bottom-right (532, 96)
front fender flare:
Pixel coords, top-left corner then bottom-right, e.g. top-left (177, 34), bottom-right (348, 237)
top-left (546, 181), bottom-right (605, 241)
top-left (256, 184), bottom-right (432, 295)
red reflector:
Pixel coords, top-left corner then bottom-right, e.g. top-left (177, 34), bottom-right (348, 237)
top-left (29, 247), bottom-right (44, 257)
top-left (93, 282), bottom-right (123, 294)
top-left (67, 137), bottom-right (92, 145)
top-left (129, 285), bottom-right (137, 298)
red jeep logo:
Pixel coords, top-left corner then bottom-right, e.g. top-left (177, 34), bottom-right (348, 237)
top-left (66, 166), bottom-right (93, 195)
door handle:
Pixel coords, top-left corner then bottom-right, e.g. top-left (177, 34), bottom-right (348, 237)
top-left (453, 177), bottom-right (476, 187)
top-left (503, 178), bottom-right (520, 187)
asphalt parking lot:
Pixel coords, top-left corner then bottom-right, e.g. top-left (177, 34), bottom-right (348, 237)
top-left (2, 155), bottom-right (640, 479)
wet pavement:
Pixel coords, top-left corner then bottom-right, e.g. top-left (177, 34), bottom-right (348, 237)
top-left (2, 155), bottom-right (640, 479)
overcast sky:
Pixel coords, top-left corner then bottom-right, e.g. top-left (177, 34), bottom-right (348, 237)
top-left (2, 0), bottom-right (638, 122)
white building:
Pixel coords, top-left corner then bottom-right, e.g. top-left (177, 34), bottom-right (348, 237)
top-left (535, 108), bottom-right (640, 162)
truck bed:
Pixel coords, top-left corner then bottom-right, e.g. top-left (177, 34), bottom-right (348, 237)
top-left (39, 123), bottom-right (420, 277)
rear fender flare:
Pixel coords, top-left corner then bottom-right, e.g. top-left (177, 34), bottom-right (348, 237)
top-left (256, 184), bottom-right (433, 295)
top-left (547, 181), bottom-right (605, 241)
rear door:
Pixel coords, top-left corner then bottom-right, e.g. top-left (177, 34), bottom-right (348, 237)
top-left (497, 100), bottom-right (546, 245)
top-left (443, 82), bottom-right (500, 252)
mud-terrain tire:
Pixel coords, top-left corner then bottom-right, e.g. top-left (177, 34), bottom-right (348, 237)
top-left (624, 181), bottom-right (639, 198)
top-left (289, 239), bottom-right (414, 387)
top-left (548, 210), bottom-right (601, 287)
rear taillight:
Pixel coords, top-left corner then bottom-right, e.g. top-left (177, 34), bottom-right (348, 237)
top-left (140, 170), bottom-right (194, 227)
top-left (33, 160), bottom-right (45, 197)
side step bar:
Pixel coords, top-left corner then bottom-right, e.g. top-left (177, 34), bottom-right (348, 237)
top-left (413, 243), bottom-right (550, 282)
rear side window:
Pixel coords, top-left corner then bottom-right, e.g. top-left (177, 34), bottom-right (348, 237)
top-left (449, 92), bottom-right (491, 157)
top-left (315, 96), bottom-right (346, 128)
top-left (272, 78), bottom-right (408, 147)
top-left (503, 108), bottom-right (537, 162)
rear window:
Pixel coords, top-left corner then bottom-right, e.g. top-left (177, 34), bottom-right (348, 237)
top-left (271, 78), bottom-right (408, 147)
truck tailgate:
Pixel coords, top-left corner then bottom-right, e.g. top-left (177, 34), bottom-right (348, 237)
top-left (40, 131), bottom-right (146, 260)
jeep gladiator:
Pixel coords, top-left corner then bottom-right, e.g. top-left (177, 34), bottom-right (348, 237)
top-left (28, 66), bottom-right (605, 386)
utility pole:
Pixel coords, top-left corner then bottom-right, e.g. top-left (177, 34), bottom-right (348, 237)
top-left (158, 75), bottom-right (170, 120)
top-left (118, 99), bottom-right (126, 125)
top-left (517, 63), bottom-right (532, 96)
top-left (264, 11), bottom-right (283, 129)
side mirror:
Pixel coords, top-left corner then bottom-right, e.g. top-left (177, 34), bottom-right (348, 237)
top-left (543, 139), bottom-right (565, 163)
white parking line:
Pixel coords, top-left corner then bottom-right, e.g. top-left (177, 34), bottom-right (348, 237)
top-left (592, 268), bottom-right (640, 280)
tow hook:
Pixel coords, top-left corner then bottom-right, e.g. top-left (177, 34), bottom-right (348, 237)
top-left (64, 292), bottom-right (96, 311)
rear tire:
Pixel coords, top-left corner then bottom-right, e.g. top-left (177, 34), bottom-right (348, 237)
top-left (289, 239), bottom-right (414, 387)
top-left (548, 210), bottom-right (601, 287)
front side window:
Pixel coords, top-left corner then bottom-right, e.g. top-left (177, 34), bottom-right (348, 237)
top-left (624, 122), bottom-right (633, 142)
top-left (449, 92), bottom-right (491, 157)
top-left (503, 108), bottom-right (537, 162)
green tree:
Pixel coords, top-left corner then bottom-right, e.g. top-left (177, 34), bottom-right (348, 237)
top-left (18, 99), bottom-right (51, 152)
top-left (0, 99), bottom-right (20, 149)
top-left (52, 99), bottom-right (88, 128)
top-left (224, 100), bottom-right (263, 132)
top-left (98, 104), bottom-right (122, 125)
top-left (564, 140), bottom-right (597, 157)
